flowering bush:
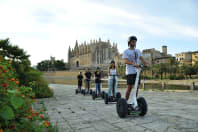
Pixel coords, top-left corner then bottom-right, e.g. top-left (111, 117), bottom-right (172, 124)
top-left (0, 56), bottom-right (55, 132)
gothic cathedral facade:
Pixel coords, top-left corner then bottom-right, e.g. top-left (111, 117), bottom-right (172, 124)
top-left (68, 38), bottom-right (119, 69)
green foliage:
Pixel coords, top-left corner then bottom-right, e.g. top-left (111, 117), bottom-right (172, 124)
top-left (37, 59), bottom-right (66, 71)
top-left (117, 64), bottom-right (126, 78)
top-left (0, 38), bottom-right (53, 98)
top-left (10, 96), bottom-right (24, 110)
top-left (0, 106), bottom-right (15, 120)
top-left (29, 80), bottom-right (54, 98)
top-left (0, 56), bottom-right (56, 131)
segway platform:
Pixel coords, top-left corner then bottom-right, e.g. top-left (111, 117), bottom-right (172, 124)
top-left (92, 91), bottom-right (105, 100)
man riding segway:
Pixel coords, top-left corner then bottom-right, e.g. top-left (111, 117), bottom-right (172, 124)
top-left (116, 35), bottom-right (149, 118)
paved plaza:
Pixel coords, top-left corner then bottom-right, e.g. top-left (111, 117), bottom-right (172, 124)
top-left (35, 84), bottom-right (198, 132)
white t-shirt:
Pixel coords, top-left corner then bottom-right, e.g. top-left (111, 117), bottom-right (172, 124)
top-left (122, 49), bottom-right (142, 75)
top-left (110, 68), bottom-right (117, 75)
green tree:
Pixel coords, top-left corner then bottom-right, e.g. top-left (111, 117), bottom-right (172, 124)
top-left (180, 64), bottom-right (196, 79)
top-left (55, 60), bottom-right (66, 70)
top-left (0, 38), bottom-right (53, 98)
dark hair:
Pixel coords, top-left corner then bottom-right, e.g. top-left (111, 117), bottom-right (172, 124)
top-left (110, 60), bottom-right (115, 64)
top-left (128, 36), bottom-right (137, 46)
top-left (109, 63), bottom-right (116, 70)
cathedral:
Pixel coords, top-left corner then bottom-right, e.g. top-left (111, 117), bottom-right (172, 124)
top-left (68, 38), bottom-right (120, 69)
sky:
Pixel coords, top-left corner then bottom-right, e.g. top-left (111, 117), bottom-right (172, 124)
top-left (0, 0), bottom-right (198, 66)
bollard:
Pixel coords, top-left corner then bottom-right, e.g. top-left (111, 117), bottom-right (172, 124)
top-left (142, 81), bottom-right (145, 90)
top-left (162, 82), bottom-right (166, 90)
top-left (191, 82), bottom-right (195, 91)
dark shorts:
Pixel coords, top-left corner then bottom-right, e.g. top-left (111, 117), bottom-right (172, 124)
top-left (126, 74), bottom-right (141, 85)
top-left (85, 79), bottom-right (91, 86)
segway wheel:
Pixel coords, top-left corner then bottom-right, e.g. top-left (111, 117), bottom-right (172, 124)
top-left (92, 91), bottom-right (96, 100)
top-left (104, 93), bottom-right (108, 104)
top-left (83, 90), bottom-right (86, 96)
top-left (137, 97), bottom-right (148, 116)
top-left (101, 91), bottom-right (105, 99)
top-left (90, 89), bottom-right (92, 95)
top-left (116, 92), bottom-right (121, 100)
top-left (75, 89), bottom-right (78, 94)
top-left (116, 98), bottom-right (128, 118)
top-left (81, 89), bottom-right (84, 94)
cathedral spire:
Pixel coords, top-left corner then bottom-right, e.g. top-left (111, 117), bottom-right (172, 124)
top-left (68, 46), bottom-right (71, 52)
top-left (75, 40), bottom-right (78, 49)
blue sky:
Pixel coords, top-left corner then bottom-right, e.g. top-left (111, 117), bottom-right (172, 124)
top-left (0, 0), bottom-right (197, 65)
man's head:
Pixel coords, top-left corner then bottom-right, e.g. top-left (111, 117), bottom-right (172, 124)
top-left (96, 67), bottom-right (100, 70)
top-left (128, 36), bottom-right (137, 48)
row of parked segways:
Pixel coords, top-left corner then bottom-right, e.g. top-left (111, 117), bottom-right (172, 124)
top-left (75, 88), bottom-right (92, 95)
top-left (75, 65), bottom-right (148, 118)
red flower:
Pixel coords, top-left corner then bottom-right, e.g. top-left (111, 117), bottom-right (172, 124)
top-left (2, 83), bottom-right (8, 87)
top-left (27, 115), bottom-right (32, 119)
top-left (40, 115), bottom-right (44, 119)
top-left (11, 124), bottom-right (15, 129)
top-left (33, 99), bottom-right (37, 102)
top-left (45, 121), bottom-right (50, 127)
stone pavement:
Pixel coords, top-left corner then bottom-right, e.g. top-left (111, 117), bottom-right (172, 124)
top-left (35, 84), bottom-right (198, 132)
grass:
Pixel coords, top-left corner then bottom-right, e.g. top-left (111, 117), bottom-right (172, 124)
top-left (42, 71), bottom-right (198, 91)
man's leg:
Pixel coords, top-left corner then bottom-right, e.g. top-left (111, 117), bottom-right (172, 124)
top-left (98, 83), bottom-right (101, 95)
top-left (125, 85), bottom-right (133, 100)
top-left (88, 80), bottom-right (90, 91)
top-left (96, 83), bottom-right (98, 95)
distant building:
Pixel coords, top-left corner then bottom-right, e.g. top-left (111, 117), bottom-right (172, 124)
top-left (175, 52), bottom-right (192, 65)
top-left (142, 45), bottom-right (172, 65)
top-left (192, 51), bottom-right (198, 65)
top-left (154, 56), bottom-right (175, 65)
top-left (114, 53), bottom-right (124, 66)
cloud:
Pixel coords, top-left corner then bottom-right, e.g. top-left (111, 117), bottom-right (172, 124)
top-left (0, 0), bottom-right (198, 65)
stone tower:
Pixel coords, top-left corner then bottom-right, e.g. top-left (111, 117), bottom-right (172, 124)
top-left (162, 45), bottom-right (167, 56)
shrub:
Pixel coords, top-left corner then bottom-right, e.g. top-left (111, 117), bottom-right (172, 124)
top-left (0, 56), bottom-right (54, 131)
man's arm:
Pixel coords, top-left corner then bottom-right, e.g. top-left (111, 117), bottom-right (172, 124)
top-left (140, 56), bottom-right (149, 67)
top-left (123, 58), bottom-right (139, 68)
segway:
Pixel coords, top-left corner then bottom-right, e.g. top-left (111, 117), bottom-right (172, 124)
top-left (75, 80), bottom-right (83, 94)
top-left (116, 65), bottom-right (148, 118)
top-left (92, 90), bottom-right (105, 100)
top-left (81, 79), bottom-right (93, 96)
top-left (104, 75), bottom-right (121, 104)
top-left (82, 89), bottom-right (93, 96)
top-left (75, 88), bottom-right (82, 94)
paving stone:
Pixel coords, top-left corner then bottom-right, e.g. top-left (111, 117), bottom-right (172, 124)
top-left (34, 84), bottom-right (198, 132)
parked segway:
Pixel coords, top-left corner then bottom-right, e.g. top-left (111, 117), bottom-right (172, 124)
top-left (116, 65), bottom-right (147, 118)
top-left (81, 79), bottom-right (93, 96)
top-left (92, 90), bottom-right (105, 100)
top-left (75, 88), bottom-right (82, 94)
top-left (82, 88), bottom-right (93, 96)
top-left (104, 75), bottom-right (121, 104)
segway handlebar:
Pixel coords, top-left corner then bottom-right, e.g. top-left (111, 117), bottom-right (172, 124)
top-left (133, 65), bottom-right (147, 69)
